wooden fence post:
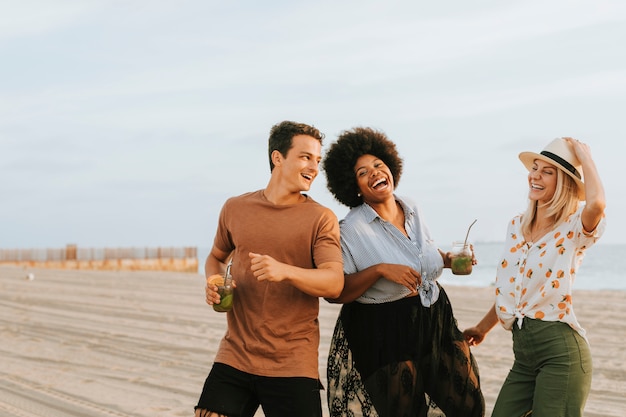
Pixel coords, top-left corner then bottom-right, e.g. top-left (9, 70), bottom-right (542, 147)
top-left (66, 244), bottom-right (77, 261)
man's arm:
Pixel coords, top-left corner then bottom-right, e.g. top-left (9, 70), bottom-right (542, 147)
top-left (204, 246), bottom-right (232, 306)
top-left (249, 252), bottom-right (343, 299)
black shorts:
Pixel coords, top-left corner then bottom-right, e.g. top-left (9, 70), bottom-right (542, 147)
top-left (195, 363), bottom-right (323, 417)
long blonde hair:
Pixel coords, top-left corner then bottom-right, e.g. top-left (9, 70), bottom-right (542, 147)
top-left (520, 169), bottom-right (581, 236)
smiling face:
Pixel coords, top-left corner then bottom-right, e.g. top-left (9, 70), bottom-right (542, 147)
top-left (528, 159), bottom-right (559, 203)
top-left (354, 154), bottom-right (395, 204)
top-left (273, 134), bottom-right (321, 193)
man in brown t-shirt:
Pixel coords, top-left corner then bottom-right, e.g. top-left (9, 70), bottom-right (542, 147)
top-left (194, 121), bottom-right (344, 417)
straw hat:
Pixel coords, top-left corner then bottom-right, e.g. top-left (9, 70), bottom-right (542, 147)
top-left (519, 137), bottom-right (585, 200)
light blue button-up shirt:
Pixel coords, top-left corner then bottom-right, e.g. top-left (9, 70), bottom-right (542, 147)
top-left (340, 195), bottom-right (443, 306)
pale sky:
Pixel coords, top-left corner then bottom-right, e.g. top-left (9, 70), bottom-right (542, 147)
top-left (1, 0), bottom-right (625, 251)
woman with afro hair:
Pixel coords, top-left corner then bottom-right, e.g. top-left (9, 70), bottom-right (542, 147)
top-left (323, 127), bottom-right (484, 417)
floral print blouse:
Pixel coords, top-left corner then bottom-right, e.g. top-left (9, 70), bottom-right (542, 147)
top-left (495, 205), bottom-right (606, 341)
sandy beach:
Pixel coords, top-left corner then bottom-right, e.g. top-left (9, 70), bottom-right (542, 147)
top-left (1, 265), bottom-right (624, 417)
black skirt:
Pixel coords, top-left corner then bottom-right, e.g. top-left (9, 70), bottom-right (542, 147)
top-left (327, 285), bottom-right (485, 417)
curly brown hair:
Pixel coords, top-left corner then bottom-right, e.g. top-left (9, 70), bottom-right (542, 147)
top-left (323, 127), bottom-right (403, 207)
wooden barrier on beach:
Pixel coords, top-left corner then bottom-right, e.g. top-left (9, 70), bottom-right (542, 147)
top-left (0, 244), bottom-right (198, 273)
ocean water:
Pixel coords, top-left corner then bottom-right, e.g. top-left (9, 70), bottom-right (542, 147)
top-left (197, 242), bottom-right (625, 291)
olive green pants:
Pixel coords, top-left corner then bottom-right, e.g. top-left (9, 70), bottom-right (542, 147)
top-left (492, 318), bottom-right (592, 417)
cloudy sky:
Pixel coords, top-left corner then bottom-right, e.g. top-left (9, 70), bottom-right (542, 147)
top-left (1, 0), bottom-right (625, 252)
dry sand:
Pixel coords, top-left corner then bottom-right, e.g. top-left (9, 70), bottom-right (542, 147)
top-left (0, 265), bottom-right (624, 416)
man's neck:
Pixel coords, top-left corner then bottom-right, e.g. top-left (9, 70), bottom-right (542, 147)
top-left (262, 185), bottom-right (306, 205)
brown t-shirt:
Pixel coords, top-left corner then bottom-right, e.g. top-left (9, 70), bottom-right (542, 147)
top-left (212, 190), bottom-right (342, 379)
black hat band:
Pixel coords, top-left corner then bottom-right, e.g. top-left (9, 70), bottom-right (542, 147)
top-left (540, 150), bottom-right (581, 180)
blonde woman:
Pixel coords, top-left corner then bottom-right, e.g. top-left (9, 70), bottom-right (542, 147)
top-left (463, 137), bottom-right (606, 417)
